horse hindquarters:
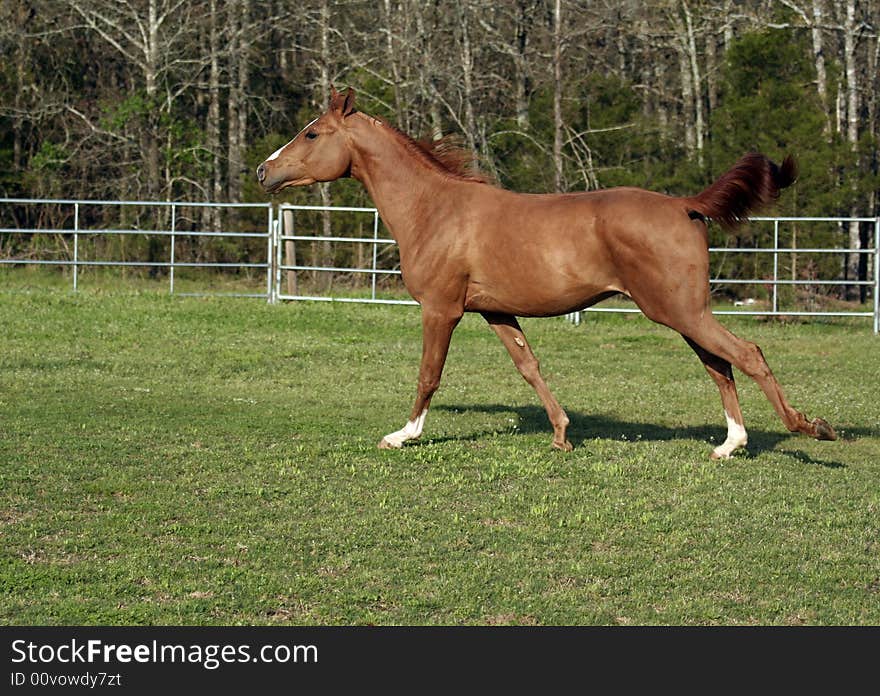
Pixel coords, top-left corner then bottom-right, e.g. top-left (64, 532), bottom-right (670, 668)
top-left (612, 208), bottom-right (836, 456)
top-left (680, 314), bottom-right (836, 443)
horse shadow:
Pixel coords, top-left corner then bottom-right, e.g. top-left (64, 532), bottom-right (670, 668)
top-left (431, 403), bottom-right (872, 469)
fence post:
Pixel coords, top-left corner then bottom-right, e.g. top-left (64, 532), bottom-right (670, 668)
top-left (371, 209), bottom-right (379, 301)
top-left (169, 203), bottom-right (176, 294)
top-left (73, 202), bottom-right (79, 292)
top-left (772, 218), bottom-right (779, 314)
top-left (268, 206), bottom-right (277, 304)
top-left (874, 216), bottom-right (879, 335)
top-left (274, 212), bottom-right (283, 303)
top-left (283, 208), bottom-right (297, 296)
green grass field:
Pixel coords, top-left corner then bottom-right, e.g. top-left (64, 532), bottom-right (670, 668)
top-left (1, 281), bottom-right (879, 625)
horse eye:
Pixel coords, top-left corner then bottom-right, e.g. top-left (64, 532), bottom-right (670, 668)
top-left (305, 132), bottom-right (318, 140)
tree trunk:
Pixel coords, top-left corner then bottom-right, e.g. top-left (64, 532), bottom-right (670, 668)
top-left (811, 0), bottom-right (830, 133)
top-left (722, 0), bottom-right (734, 49)
top-left (706, 28), bottom-right (718, 115)
top-left (381, 0), bottom-right (406, 129)
top-left (672, 3), bottom-right (697, 162)
top-left (144, 0), bottom-right (161, 201)
top-left (207, 0), bottom-right (223, 230)
top-left (682, 0), bottom-right (704, 169)
top-left (513, 0), bottom-right (533, 129)
top-left (552, 0), bottom-right (564, 192)
top-left (413, 2), bottom-right (442, 138)
top-left (866, 29), bottom-right (879, 303)
top-left (226, 0), bottom-right (250, 203)
top-left (654, 60), bottom-right (669, 137)
top-left (143, 0), bottom-right (163, 274)
top-left (843, 0), bottom-right (860, 299)
top-left (236, 1), bottom-right (249, 194)
top-left (678, 44), bottom-right (696, 159)
top-left (318, 0), bottom-right (333, 291)
top-left (456, 0), bottom-right (479, 154)
top-left (13, 28), bottom-right (25, 172)
top-left (780, 0), bottom-right (830, 132)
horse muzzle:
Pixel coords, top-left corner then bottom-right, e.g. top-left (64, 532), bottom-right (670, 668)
top-left (256, 161), bottom-right (287, 193)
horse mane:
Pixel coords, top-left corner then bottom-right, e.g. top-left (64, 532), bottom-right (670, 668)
top-left (413, 135), bottom-right (495, 185)
top-left (375, 117), bottom-right (494, 185)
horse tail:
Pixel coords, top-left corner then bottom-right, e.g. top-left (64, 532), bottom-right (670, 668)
top-left (685, 153), bottom-right (797, 230)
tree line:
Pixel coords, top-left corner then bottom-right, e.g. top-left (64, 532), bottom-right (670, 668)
top-left (1, 0), bottom-right (878, 301)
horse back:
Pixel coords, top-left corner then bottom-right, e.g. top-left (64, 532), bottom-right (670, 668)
top-left (455, 185), bottom-right (706, 316)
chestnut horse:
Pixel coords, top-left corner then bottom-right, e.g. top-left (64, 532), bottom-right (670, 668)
top-left (257, 87), bottom-right (836, 459)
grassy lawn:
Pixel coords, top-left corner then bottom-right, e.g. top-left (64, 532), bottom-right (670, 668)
top-left (1, 280), bottom-right (878, 625)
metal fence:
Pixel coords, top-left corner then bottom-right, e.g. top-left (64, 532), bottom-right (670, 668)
top-left (0, 198), bottom-right (274, 298)
top-left (1, 198), bottom-right (878, 333)
top-left (275, 207), bottom-right (879, 333)
top-left (272, 203), bottom-right (413, 306)
top-left (712, 216), bottom-right (877, 326)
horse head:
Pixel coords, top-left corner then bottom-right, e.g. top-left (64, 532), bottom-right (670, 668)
top-left (256, 87), bottom-right (357, 193)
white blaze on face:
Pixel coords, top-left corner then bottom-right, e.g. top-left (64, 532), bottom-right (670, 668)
top-left (381, 408), bottom-right (429, 448)
top-left (266, 118), bottom-right (319, 161)
top-left (712, 410), bottom-right (748, 459)
top-left (266, 142), bottom-right (290, 162)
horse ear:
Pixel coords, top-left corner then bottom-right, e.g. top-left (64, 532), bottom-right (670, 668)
top-left (341, 87), bottom-right (356, 117)
top-left (329, 86), bottom-right (356, 118)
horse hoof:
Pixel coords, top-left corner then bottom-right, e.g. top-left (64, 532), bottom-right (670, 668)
top-left (378, 438), bottom-right (399, 450)
top-left (553, 439), bottom-right (573, 452)
top-left (812, 418), bottom-right (837, 441)
top-left (710, 450), bottom-right (730, 461)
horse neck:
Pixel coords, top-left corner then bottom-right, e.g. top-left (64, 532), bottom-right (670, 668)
top-left (347, 116), bottom-right (450, 248)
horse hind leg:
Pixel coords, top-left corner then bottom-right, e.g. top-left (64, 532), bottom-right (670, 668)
top-left (684, 336), bottom-right (748, 459)
top-left (482, 312), bottom-right (572, 451)
top-left (684, 315), bottom-right (837, 443)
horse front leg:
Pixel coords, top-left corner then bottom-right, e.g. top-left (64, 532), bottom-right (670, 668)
top-left (378, 306), bottom-right (462, 449)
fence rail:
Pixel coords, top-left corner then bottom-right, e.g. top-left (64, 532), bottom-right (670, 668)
top-left (1, 199), bottom-right (877, 333)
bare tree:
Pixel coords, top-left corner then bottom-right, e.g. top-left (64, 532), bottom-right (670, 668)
top-left (478, 0), bottom-right (541, 130)
top-left (64, 0), bottom-right (197, 199)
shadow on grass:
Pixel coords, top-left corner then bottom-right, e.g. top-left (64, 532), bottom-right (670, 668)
top-left (432, 403), bottom-right (861, 469)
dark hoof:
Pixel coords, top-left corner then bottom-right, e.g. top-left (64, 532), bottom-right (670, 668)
top-left (812, 418), bottom-right (837, 441)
